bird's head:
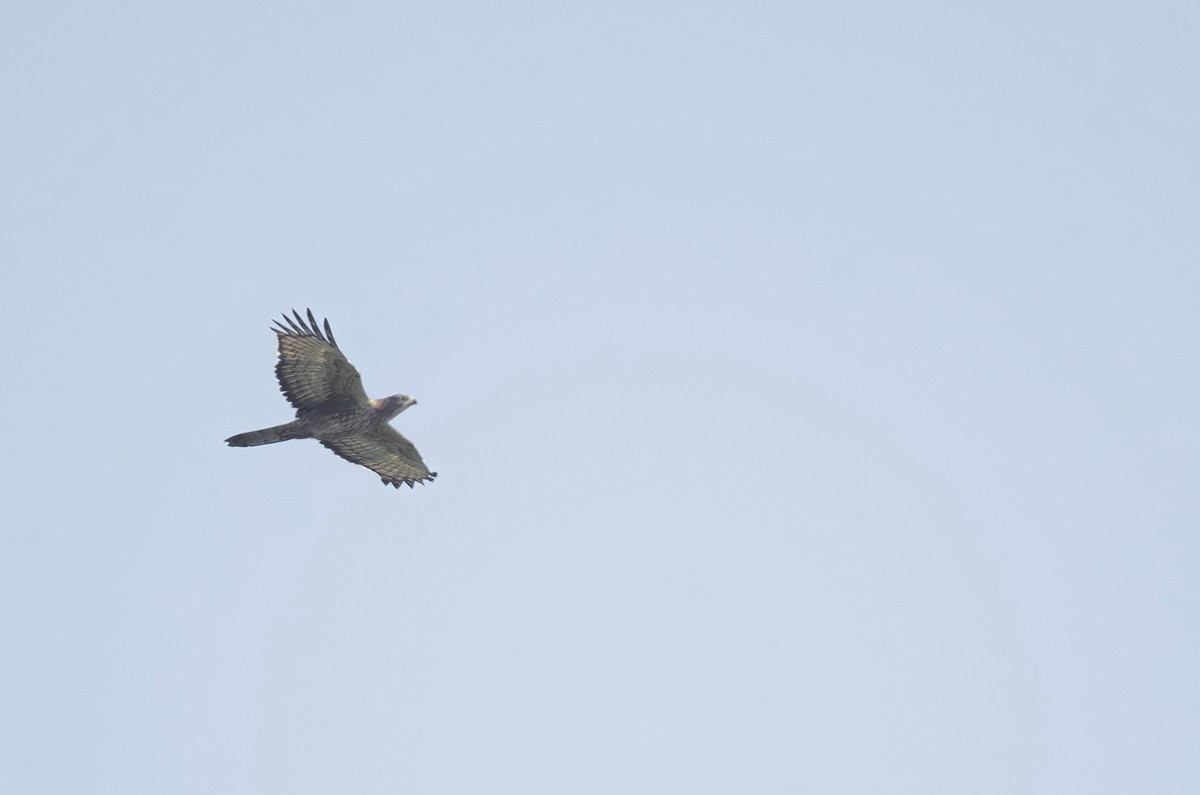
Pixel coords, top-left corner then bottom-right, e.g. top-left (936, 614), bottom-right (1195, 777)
top-left (376, 394), bottom-right (417, 421)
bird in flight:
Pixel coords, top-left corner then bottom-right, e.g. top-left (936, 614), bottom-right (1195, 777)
top-left (225, 309), bottom-right (437, 489)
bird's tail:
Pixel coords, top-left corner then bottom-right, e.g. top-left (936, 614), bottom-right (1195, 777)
top-left (225, 421), bottom-right (306, 447)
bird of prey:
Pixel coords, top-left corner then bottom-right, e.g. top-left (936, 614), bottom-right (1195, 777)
top-left (225, 309), bottom-right (437, 489)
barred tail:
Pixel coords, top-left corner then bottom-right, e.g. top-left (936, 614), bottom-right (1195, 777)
top-left (225, 421), bottom-right (305, 447)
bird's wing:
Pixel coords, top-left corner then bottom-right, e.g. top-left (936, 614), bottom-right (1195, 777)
top-left (320, 425), bottom-right (438, 488)
top-left (272, 309), bottom-right (370, 412)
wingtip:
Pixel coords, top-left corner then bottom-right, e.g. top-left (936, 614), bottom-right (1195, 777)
top-left (272, 309), bottom-right (338, 348)
top-left (379, 474), bottom-right (436, 489)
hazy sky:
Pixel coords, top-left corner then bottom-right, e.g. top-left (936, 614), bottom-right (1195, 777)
top-left (3, 2), bottom-right (1197, 793)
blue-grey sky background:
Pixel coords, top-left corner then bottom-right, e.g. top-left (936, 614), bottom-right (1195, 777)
top-left (3, 2), bottom-right (1197, 793)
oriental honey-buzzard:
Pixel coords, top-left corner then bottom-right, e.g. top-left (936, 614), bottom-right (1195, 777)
top-left (225, 309), bottom-right (437, 489)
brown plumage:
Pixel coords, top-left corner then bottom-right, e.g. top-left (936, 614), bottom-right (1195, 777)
top-left (225, 309), bottom-right (437, 489)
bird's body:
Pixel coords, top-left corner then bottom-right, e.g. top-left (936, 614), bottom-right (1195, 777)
top-left (225, 309), bottom-right (437, 489)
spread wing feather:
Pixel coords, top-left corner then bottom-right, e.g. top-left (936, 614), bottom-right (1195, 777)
top-left (272, 309), bottom-right (369, 412)
top-left (320, 425), bottom-right (439, 488)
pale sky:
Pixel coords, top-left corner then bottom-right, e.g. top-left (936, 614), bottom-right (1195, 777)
top-left (3, 2), bottom-right (1197, 793)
